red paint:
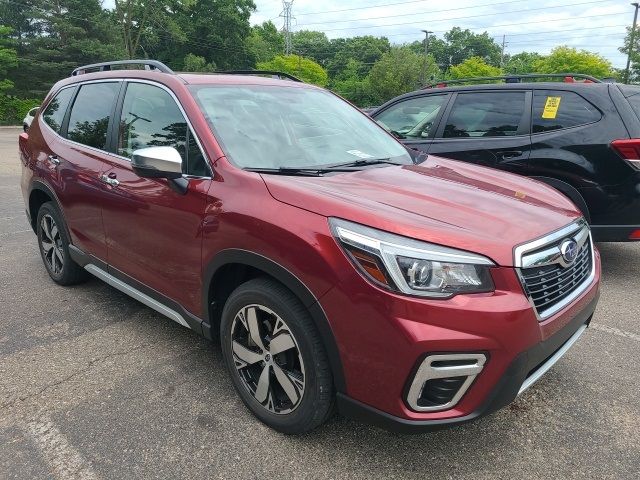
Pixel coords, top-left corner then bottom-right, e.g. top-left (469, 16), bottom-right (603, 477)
top-left (21, 70), bottom-right (601, 426)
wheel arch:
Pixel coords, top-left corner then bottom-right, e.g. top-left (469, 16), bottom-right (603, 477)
top-left (28, 181), bottom-right (64, 233)
top-left (529, 176), bottom-right (591, 223)
top-left (203, 249), bottom-right (346, 393)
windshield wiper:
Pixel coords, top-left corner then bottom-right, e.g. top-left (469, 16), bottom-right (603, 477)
top-left (320, 158), bottom-right (404, 169)
top-left (244, 167), bottom-right (334, 176)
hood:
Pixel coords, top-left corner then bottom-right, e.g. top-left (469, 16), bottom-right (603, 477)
top-left (261, 156), bottom-right (582, 266)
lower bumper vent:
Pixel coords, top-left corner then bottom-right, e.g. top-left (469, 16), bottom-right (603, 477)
top-left (407, 353), bottom-right (486, 412)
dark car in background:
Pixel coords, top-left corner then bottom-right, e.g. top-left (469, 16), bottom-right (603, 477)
top-left (371, 74), bottom-right (640, 242)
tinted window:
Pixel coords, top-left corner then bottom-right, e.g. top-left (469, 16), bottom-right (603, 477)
top-left (118, 83), bottom-right (208, 176)
top-left (532, 90), bottom-right (601, 133)
top-left (443, 92), bottom-right (526, 138)
top-left (67, 82), bottom-right (120, 149)
top-left (625, 93), bottom-right (640, 121)
top-left (375, 95), bottom-right (448, 138)
top-left (42, 88), bottom-right (74, 133)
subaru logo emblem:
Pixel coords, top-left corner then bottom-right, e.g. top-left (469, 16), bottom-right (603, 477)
top-left (560, 239), bottom-right (579, 265)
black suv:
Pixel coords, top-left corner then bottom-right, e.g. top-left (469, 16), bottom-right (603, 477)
top-left (371, 74), bottom-right (640, 242)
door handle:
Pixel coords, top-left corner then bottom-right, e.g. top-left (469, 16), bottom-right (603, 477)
top-left (48, 154), bottom-right (60, 165)
top-left (499, 150), bottom-right (523, 159)
top-left (99, 173), bottom-right (120, 187)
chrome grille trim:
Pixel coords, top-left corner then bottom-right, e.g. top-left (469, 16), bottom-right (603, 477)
top-left (515, 219), bottom-right (595, 321)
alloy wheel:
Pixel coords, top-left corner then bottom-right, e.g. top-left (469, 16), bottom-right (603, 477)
top-left (40, 214), bottom-right (64, 275)
top-left (231, 304), bottom-right (306, 414)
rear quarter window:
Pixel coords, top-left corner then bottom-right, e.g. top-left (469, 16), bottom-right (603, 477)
top-left (532, 90), bottom-right (601, 133)
top-left (42, 88), bottom-right (74, 133)
top-left (67, 82), bottom-right (120, 150)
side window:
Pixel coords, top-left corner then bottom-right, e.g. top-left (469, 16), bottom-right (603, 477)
top-left (532, 90), bottom-right (601, 133)
top-left (118, 82), bottom-right (208, 176)
top-left (42, 88), bottom-right (74, 133)
top-left (67, 82), bottom-right (120, 149)
top-left (443, 91), bottom-right (526, 138)
top-left (375, 95), bottom-right (448, 139)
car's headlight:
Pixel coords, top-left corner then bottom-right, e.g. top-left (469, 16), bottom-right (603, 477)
top-left (329, 218), bottom-right (495, 298)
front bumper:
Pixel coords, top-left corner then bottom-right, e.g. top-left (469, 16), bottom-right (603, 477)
top-left (336, 291), bottom-right (598, 433)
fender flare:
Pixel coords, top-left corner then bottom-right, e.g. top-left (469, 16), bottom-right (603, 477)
top-left (202, 249), bottom-right (346, 393)
top-left (28, 180), bottom-right (72, 235)
top-left (530, 176), bottom-right (591, 223)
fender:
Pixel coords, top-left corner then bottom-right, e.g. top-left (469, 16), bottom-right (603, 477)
top-left (28, 180), bottom-right (72, 235)
top-left (202, 248), bottom-right (347, 393)
top-left (529, 176), bottom-right (591, 223)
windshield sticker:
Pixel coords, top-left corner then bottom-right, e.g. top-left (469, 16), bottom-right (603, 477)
top-left (347, 150), bottom-right (374, 159)
top-left (542, 96), bottom-right (562, 119)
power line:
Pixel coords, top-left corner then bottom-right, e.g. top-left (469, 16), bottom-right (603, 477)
top-left (296, 0), bottom-right (607, 28)
top-left (309, 5), bottom-right (625, 32)
top-left (295, 0), bottom-right (435, 16)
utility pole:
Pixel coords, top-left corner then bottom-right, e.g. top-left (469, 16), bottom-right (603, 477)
top-left (280, 1), bottom-right (294, 55)
top-left (421, 30), bottom-right (433, 84)
top-left (500, 35), bottom-right (508, 69)
top-left (625, 2), bottom-right (640, 84)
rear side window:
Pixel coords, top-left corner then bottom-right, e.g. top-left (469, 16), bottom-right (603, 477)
top-left (375, 95), bottom-right (448, 138)
top-left (443, 91), bottom-right (526, 138)
top-left (42, 88), bottom-right (74, 133)
top-left (67, 82), bottom-right (120, 150)
top-left (532, 90), bottom-right (601, 133)
top-left (117, 82), bottom-right (209, 176)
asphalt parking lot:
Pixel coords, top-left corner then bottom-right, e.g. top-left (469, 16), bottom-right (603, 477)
top-left (1, 126), bottom-right (639, 479)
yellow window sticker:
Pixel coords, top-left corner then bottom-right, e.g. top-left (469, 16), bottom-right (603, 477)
top-left (542, 96), bottom-right (562, 119)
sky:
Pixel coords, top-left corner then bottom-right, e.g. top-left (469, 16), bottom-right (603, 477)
top-left (101, 0), bottom-right (633, 68)
top-left (250, 0), bottom-right (632, 68)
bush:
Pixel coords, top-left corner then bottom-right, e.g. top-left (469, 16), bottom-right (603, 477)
top-left (0, 95), bottom-right (41, 125)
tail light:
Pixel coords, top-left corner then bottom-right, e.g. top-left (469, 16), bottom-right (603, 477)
top-left (610, 139), bottom-right (640, 169)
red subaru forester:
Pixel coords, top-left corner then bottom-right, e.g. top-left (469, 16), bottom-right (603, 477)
top-left (19, 60), bottom-right (600, 434)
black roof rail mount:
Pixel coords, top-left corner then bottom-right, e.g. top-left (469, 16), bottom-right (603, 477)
top-left (71, 59), bottom-right (174, 77)
top-left (220, 70), bottom-right (303, 82)
top-left (423, 73), bottom-right (603, 89)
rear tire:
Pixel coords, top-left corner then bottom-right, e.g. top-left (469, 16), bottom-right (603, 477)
top-left (220, 277), bottom-right (334, 434)
top-left (36, 202), bottom-right (88, 286)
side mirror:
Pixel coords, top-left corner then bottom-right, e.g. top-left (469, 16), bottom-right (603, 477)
top-left (132, 146), bottom-right (183, 179)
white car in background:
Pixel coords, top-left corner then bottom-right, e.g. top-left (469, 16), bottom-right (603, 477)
top-left (23, 107), bottom-right (39, 132)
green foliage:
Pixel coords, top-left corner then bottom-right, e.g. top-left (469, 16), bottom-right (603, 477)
top-left (257, 54), bottom-right (328, 86)
top-left (327, 36), bottom-right (390, 79)
top-left (247, 21), bottom-right (284, 63)
top-left (367, 48), bottom-right (440, 105)
top-left (0, 95), bottom-right (39, 125)
top-left (449, 56), bottom-right (502, 79)
top-left (504, 52), bottom-right (542, 75)
top-left (183, 53), bottom-right (216, 72)
top-left (291, 30), bottom-right (332, 65)
top-left (533, 46), bottom-right (612, 78)
top-left (331, 60), bottom-right (376, 107)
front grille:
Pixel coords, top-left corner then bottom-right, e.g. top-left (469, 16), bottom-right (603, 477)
top-left (519, 224), bottom-right (593, 319)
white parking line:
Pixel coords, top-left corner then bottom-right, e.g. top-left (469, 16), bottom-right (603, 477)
top-left (25, 417), bottom-right (100, 480)
top-left (591, 322), bottom-right (640, 343)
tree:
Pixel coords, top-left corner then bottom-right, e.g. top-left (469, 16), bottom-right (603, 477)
top-left (183, 53), bottom-right (216, 72)
top-left (534, 46), bottom-right (612, 78)
top-left (444, 28), bottom-right (502, 67)
top-left (367, 47), bottom-right (440, 104)
top-left (331, 59), bottom-right (376, 107)
top-left (257, 54), bottom-right (328, 86)
top-left (247, 21), bottom-right (283, 63)
top-left (449, 56), bottom-right (502, 79)
top-left (291, 30), bottom-right (333, 65)
top-left (0, 26), bottom-right (18, 93)
top-left (619, 26), bottom-right (640, 82)
top-left (327, 36), bottom-right (390, 79)
top-left (504, 52), bottom-right (542, 75)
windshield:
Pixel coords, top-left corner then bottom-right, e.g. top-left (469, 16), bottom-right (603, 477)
top-left (189, 85), bottom-right (412, 170)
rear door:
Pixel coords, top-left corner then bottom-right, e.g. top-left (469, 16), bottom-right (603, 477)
top-left (100, 81), bottom-right (212, 317)
top-left (372, 93), bottom-right (450, 153)
top-left (428, 90), bottom-right (532, 174)
top-left (42, 81), bottom-right (122, 262)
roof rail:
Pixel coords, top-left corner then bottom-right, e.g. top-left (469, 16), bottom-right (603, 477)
top-left (220, 70), bottom-right (303, 82)
top-left (71, 60), bottom-right (174, 77)
top-left (422, 73), bottom-right (603, 89)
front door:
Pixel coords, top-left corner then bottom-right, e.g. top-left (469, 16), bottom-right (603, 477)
top-left (100, 81), bottom-right (212, 317)
top-left (428, 90), bottom-right (531, 175)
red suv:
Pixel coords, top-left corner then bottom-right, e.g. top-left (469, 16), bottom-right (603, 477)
top-left (19, 60), bottom-right (600, 434)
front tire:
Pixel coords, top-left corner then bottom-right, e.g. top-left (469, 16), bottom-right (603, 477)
top-left (220, 277), bottom-right (334, 434)
top-left (36, 202), bottom-right (88, 286)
